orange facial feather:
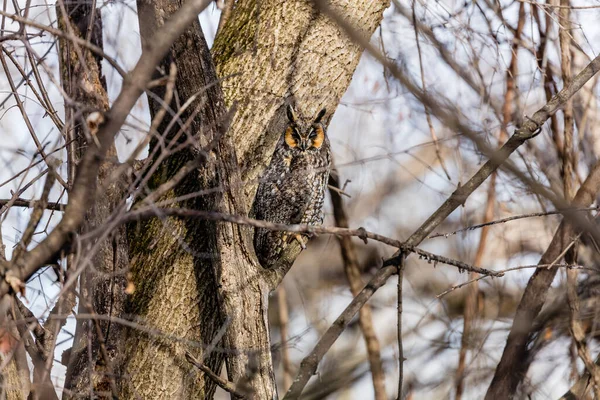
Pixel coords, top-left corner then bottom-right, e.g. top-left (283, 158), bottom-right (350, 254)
top-left (285, 126), bottom-right (298, 148)
top-left (311, 126), bottom-right (325, 149)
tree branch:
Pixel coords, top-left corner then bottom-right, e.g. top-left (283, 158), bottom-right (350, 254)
top-left (0, 198), bottom-right (66, 212)
top-left (186, 352), bottom-right (246, 399)
top-left (283, 265), bottom-right (397, 399)
top-left (282, 4), bottom-right (600, 399)
top-left (0, 0), bottom-right (214, 298)
top-left (485, 161), bottom-right (600, 399)
top-left (329, 174), bottom-right (386, 400)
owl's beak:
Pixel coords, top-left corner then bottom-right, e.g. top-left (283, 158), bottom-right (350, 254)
top-left (299, 140), bottom-right (308, 151)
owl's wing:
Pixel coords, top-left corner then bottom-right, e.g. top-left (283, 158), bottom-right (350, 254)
top-left (280, 175), bottom-right (314, 224)
top-left (253, 181), bottom-right (305, 267)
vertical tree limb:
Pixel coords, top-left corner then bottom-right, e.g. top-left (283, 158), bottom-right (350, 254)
top-left (277, 286), bottom-right (293, 392)
top-left (284, 266), bottom-right (397, 399)
top-left (329, 174), bottom-right (387, 400)
top-left (454, 176), bottom-right (495, 400)
top-left (456, 5), bottom-right (524, 397)
top-left (57, 1), bottom-right (128, 396)
top-left (485, 162), bottom-right (600, 399)
top-left (558, 0), bottom-right (599, 394)
top-left (284, 6), bottom-right (600, 398)
top-left (124, 0), bottom-right (227, 395)
top-left (0, 221), bottom-right (29, 399)
top-left (213, 0), bottom-right (391, 206)
top-left (560, 0), bottom-right (575, 201)
top-left (397, 255), bottom-right (405, 399)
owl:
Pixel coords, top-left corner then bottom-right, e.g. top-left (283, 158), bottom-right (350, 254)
top-left (253, 104), bottom-right (332, 268)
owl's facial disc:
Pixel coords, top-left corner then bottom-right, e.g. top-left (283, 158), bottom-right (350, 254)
top-left (284, 126), bottom-right (300, 149)
top-left (284, 121), bottom-right (325, 152)
top-left (306, 125), bottom-right (325, 150)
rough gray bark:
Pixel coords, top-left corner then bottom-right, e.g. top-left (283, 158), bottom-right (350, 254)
top-left (0, 325), bottom-right (29, 400)
top-left (0, 231), bottom-right (29, 400)
top-left (120, 0), bottom-right (229, 397)
top-left (57, 2), bottom-right (128, 397)
top-left (213, 1), bottom-right (390, 396)
top-left (118, 1), bottom-right (391, 399)
top-left (213, 0), bottom-right (391, 207)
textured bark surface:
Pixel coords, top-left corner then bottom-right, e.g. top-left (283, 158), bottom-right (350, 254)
top-left (213, 0), bottom-right (390, 206)
top-left (119, 0), bottom-right (389, 398)
top-left (58, 2), bottom-right (128, 397)
top-left (0, 298), bottom-right (29, 399)
top-left (120, 1), bottom-right (226, 398)
top-left (0, 355), bottom-right (28, 400)
top-left (212, 1), bottom-right (389, 397)
top-left (0, 228), bottom-right (29, 399)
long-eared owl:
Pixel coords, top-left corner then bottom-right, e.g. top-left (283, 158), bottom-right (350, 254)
top-left (253, 105), bottom-right (332, 268)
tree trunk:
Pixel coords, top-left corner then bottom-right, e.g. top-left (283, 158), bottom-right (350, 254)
top-left (0, 228), bottom-right (29, 399)
top-left (58, 2), bottom-right (128, 397)
top-left (120, 1), bottom-right (228, 397)
top-left (213, 0), bottom-right (390, 206)
top-left (120, 0), bottom-right (389, 398)
top-left (214, 2), bottom-right (389, 394)
top-left (0, 296), bottom-right (29, 400)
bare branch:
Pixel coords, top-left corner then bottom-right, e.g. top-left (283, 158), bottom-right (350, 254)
top-left (397, 255), bottom-right (406, 399)
top-left (329, 174), bottom-right (386, 400)
top-left (0, 9), bottom-right (126, 77)
top-left (429, 207), bottom-right (600, 239)
top-left (0, 199), bottom-right (65, 212)
top-left (12, 162), bottom-right (58, 261)
top-left (0, 0), bottom-right (214, 298)
top-left (486, 161), bottom-right (600, 399)
top-left (283, 266), bottom-right (397, 399)
top-left (277, 287), bottom-right (293, 391)
top-left (311, 0), bottom-right (600, 252)
top-left (186, 352), bottom-right (246, 399)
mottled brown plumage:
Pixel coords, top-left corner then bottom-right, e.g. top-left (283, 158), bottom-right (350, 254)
top-left (253, 105), bottom-right (331, 268)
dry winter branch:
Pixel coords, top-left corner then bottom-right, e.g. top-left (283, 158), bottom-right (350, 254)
top-left (282, 3), bottom-right (600, 398)
top-left (0, 0), bottom-right (214, 298)
top-left (329, 174), bottom-right (386, 399)
top-left (283, 265), bottom-right (397, 399)
top-left (486, 161), bottom-right (600, 399)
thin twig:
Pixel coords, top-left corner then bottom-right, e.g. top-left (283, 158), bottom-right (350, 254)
top-left (397, 254), bottom-right (406, 399)
top-left (283, 3), bottom-right (600, 398)
top-left (486, 162), bottom-right (600, 399)
top-left (0, 0), bottom-right (215, 298)
top-left (186, 352), bottom-right (245, 399)
top-left (283, 266), bottom-right (397, 399)
top-left (0, 198), bottom-right (65, 211)
top-left (455, 176), bottom-right (496, 399)
top-left (0, 51), bottom-right (68, 190)
top-left (429, 207), bottom-right (600, 239)
top-left (437, 264), bottom-right (584, 298)
top-left (0, 168), bottom-right (49, 219)
top-left (411, 1), bottom-right (450, 181)
top-left (0, 9), bottom-right (127, 77)
top-left (12, 161), bottom-right (58, 261)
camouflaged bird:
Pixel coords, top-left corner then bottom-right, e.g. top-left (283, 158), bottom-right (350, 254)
top-left (253, 105), bottom-right (331, 268)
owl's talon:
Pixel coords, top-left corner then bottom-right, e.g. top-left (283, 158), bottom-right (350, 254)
top-left (291, 233), bottom-right (307, 249)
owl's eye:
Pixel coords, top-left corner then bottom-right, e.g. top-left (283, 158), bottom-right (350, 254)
top-left (308, 130), bottom-right (317, 139)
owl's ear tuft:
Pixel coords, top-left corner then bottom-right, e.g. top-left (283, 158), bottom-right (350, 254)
top-left (286, 104), bottom-right (297, 123)
top-left (314, 108), bottom-right (326, 124)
